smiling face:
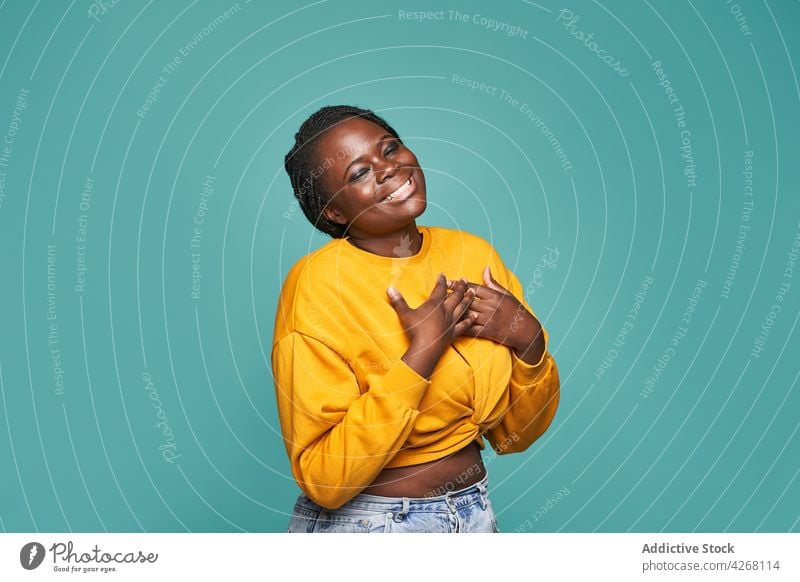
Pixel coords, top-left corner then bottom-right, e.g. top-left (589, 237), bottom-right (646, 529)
top-left (316, 117), bottom-right (427, 238)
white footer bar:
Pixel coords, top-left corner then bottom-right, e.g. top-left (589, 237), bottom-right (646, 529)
top-left (1, 533), bottom-right (798, 581)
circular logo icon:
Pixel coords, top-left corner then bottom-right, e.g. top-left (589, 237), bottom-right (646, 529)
top-left (20, 542), bottom-right (45, 570)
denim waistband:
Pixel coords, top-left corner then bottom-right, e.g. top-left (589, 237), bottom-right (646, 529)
top-left (297, 470), bottom-right (490, 517)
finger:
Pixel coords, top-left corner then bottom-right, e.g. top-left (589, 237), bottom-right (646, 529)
top-left (453, 287), bottom-right (476, 321)
top-left (457, 308), bottom-right (481, 325)
top-left (483, 266), bottom-right (505, 291)
top-left (386, 286), bottom-right (410, 313)
top-left (462, 282), bottom-right (498, 300)
top-left (446, 277), bottom-right (469, 290)
top-left (430, 272), bottom-right (448, 301)
top-left (443, 277), bottom-right (467, 308)
top-left (453, 312), bottom-right (479, 337)
top-left (458, 325), bottom-right (478, 338)
top-left (461, 291), bottom-right (501, 313)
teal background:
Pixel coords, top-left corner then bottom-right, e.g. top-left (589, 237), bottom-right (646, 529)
top-left (0, 0), bottom-right (798, 533)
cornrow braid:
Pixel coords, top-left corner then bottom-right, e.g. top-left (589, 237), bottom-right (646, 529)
top-left (284, 105), bottom-right (403, 238)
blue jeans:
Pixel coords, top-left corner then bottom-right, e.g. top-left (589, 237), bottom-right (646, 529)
top-left (287, 470), bottom-right (499, 533)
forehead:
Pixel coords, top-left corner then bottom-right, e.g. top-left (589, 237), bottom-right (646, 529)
top-left (315, 116), bottom-right (387, 162)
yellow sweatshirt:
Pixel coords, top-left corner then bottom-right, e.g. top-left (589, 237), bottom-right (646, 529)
top-left (271, 225), bottom-right (560, 509)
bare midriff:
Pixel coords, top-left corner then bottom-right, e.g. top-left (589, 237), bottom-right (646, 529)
top-left (360, 440), bottom-right (485, 498)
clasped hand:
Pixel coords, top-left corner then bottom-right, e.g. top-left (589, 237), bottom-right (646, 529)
top-left (387, 266), bottom-right (542, 358)
top-left (445, 266), bottom-right (538, 352)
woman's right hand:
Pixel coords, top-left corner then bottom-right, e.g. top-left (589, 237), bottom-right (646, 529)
top-left (387, 274), bottom-right (476, 379)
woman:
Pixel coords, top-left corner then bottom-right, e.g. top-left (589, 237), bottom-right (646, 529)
top-left (274, 105), bottom-right (560, 533)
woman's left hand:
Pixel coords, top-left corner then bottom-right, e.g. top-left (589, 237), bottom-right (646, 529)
top-left (447, 266), bottom-right (545, 365)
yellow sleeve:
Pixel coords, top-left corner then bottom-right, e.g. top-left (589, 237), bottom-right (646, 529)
top-left (484, 246), bottom-right (561, 455)
top-left (272, 331), bottom-right (431, 509)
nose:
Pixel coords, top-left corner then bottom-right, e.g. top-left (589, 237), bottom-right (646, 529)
top-left (376, 162), bottom-right (400, 183)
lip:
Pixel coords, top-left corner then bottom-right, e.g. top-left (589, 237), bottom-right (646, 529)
top-left (379, 171), bottom-right (416, 204)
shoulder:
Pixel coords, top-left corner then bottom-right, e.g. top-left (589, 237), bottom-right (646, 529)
top-left (428, 226), bottom-right (519, 290)
top-left (273, 238), bottom-right (346, 341)
top-left (280, 238), bottom-right (343, 290)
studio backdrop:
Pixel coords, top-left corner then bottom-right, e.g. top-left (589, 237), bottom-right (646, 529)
top-left (0, 0), bottom-right (798, 533)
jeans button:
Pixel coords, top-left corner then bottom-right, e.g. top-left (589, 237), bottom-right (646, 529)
top-left (387, 512), bottom-right (393, 518)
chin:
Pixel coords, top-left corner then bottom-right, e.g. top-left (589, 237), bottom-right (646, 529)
top-left (408, 196), bottom-right (427, 218)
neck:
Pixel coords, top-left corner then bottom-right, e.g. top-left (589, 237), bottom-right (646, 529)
top-left (346, 223), bottom-right (423, 258)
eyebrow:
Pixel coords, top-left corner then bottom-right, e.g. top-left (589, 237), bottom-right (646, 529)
top-left (342, 134), bottom-right (395, 180)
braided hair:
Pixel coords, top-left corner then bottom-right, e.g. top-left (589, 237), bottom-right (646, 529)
top-left (284, 105), bottom-right (403, 238)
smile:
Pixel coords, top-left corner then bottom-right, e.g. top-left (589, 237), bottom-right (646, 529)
top-left (380, 174), bottom-right (416, 204)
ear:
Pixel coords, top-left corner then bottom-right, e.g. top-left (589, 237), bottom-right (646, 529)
top-left (322, 203), bottom-right (348, 226)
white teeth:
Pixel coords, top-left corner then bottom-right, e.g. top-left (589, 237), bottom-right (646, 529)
top-left (382, 177), bottom-right (412, 203)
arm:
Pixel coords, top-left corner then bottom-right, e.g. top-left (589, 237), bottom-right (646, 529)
top-left (271, 331), bottom-right (432, 509)
top-left (484, 248), bottom-right (560, 455)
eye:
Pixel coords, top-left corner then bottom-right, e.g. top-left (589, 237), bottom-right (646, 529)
top-left (349, 169), bottom-right (367, 182)
top-left (348, 140), bottom-right (401, 182)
